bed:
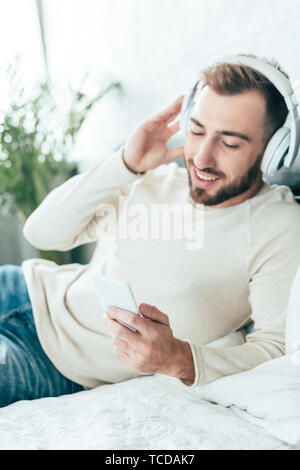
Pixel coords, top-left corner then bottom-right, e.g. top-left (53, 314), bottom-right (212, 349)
top-left (0, 267), bottom-right (299, 451)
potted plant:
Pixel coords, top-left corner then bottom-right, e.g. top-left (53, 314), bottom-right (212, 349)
top-left (0, 58), bottom-right (121, 264)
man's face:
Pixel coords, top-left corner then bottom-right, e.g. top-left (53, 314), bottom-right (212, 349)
top-left (184, 86), bottom-right (267, 207)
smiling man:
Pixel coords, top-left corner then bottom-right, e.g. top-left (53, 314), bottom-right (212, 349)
top-left (1, 54), bottom-right (300, 406)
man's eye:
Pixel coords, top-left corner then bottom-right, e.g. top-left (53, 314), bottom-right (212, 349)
top-left (190, 131), bottom-right (240, 149)
top-left (224, 143), bottom-right (239, 149)
top-left (190, 131), bottom-right (203, 136)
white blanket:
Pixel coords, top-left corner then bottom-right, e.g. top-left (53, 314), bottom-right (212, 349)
top-left (0, 354), bottom-right (299, 450)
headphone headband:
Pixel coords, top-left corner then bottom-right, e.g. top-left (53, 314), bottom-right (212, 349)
top-left (221, 55), bottom-right (295, 100)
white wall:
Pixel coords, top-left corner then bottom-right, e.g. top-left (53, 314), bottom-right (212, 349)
top-left (42, 0), bottom-right (300, 173)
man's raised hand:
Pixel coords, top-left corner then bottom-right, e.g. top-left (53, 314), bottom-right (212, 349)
top-left (122, 95), bottom-right (185, 175)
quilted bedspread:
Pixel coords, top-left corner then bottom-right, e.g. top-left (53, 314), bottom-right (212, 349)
top-left (0, 354), bottom-right (299, 450)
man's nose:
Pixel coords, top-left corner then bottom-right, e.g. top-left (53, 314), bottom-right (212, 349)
top-left (193, 138), bottom-right (217, 169)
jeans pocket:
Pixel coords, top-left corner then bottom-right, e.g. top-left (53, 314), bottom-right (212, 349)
top-left (4, 303), bottom-right (37, 338)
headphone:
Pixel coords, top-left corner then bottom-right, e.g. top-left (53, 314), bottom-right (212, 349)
top-left (179, 54), bottom-right (300, 176)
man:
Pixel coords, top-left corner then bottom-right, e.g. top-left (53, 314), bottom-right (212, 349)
top-left (1, 54), bottom-right (300, 407)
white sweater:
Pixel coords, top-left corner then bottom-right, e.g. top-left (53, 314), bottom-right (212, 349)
top-left (22, 147), bottom-right (300, 388)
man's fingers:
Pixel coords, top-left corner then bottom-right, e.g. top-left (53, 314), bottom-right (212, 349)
top-left (112, 335), bottom-right (130, 352)
top-left (167, 119), bottom-right (180, 136)
top-left (139, 303), bottom-right (170, 326)
top-left (164, 145), bottom-right (185, 163)
top-left (103, 310), bottom-right (139, 338)
top-left (105, 307), bottom-right (145, 334)
top-left (154, 95), bottom-right (184, 123)
top-left (165, 95), bottom-right (185, 113)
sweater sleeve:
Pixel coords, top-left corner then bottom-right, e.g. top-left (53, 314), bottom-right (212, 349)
top-left (178, 197), bottom-right (300, 388)
top-left (23, 147), bottom-right (142, 251)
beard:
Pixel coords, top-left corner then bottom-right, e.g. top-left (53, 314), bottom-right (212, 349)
top-left (186, 153), bottom-right (264, 206)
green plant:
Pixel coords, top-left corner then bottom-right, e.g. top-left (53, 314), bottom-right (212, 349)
top-left (0, 58), bottom-right (120, 264)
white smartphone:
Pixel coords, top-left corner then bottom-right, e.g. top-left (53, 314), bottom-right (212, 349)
top-left (93, 273), bottom-right (140, 332)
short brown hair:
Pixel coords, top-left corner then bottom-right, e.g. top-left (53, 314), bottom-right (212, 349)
top-left (200, 53), bottom-right (289, 145)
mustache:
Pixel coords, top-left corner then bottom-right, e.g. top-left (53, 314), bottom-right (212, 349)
top-left (187, 160), bottom-right (223, 178)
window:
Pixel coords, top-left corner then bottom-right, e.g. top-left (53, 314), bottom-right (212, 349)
top-left (0, 0), bottom-right (45, 109)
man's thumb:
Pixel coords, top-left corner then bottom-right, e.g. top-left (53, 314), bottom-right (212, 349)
top-left (139, 303), bottom-right (169, 326)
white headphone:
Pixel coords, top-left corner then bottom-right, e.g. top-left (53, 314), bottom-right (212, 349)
top-left (179, 54), bottom-right (300, 176)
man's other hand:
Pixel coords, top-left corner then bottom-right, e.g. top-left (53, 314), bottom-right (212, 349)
top-left (103, 302), bottom-right (195, 383)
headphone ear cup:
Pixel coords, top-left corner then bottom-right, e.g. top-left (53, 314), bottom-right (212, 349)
top-left (261, 127), bottom-right (290, 175)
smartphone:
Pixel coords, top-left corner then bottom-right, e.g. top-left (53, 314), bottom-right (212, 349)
top-left (93, 273), bottom-right (140, 332)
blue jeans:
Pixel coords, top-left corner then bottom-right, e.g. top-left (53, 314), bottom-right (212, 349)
top-left (0, 264), bottom-right (84, 408)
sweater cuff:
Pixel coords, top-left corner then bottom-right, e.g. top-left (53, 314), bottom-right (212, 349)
top-left (121, 147), bottom-right (146, 175)
top-left (175, 340), bottom-right (203, 389)
top-left (96, 146), bottom-right (145, 185)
